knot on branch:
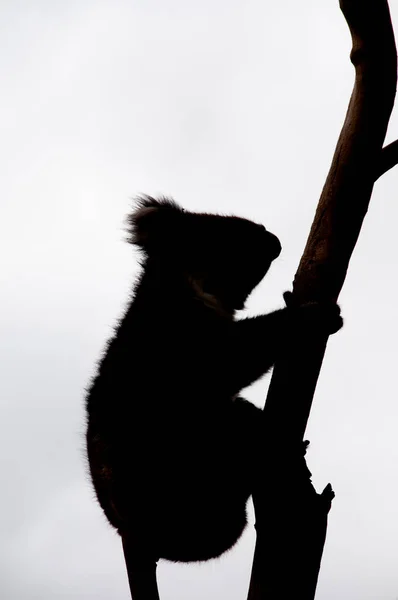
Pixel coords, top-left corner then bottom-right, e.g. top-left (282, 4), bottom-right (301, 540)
top-left (350, 45), bottom-right (366, 67)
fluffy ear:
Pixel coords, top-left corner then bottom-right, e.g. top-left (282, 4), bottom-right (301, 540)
top-left (126, 195), bottom-right (184, 251)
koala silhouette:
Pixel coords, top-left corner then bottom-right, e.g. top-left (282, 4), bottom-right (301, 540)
top-left (85, 196), bottom-right (342, 562)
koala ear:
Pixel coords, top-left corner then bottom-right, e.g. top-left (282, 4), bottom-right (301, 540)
top-left (126, 196), bottom-right (184, 250)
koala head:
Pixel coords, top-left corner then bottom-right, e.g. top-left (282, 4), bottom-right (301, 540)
top-left (128, 196), bottom-right (281, 310)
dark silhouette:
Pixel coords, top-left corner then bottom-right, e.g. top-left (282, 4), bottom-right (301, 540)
top-left (85, 196), bottom-right (342, 588)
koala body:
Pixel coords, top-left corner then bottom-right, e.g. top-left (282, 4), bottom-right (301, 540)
top-left (85, 197), bottom-right (341, 563)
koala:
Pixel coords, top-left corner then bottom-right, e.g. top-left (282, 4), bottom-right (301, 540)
top-left (85, 196), bottom-right (342, 563)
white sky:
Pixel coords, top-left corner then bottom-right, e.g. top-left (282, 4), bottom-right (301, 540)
top-left (1, 0), bottom-right (398, 598)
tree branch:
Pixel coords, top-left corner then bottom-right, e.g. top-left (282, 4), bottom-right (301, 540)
top-left (248, 1), bottom-right (397, 598)
top-left (122, 535), bottom-right (160, 600)
top-left (376, 139), bottom-right (398, 180)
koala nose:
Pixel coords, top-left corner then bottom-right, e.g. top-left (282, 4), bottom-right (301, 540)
top-left (268, 232), bottom-right (282, 259)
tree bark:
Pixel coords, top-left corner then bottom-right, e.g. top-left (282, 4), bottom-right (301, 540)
top-left (248, 1), bottom-right (397, 598)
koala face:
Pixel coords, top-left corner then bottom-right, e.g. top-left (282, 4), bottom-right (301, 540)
top-left (185, 212), bottom-right (281, 310)
top-left (128, 196), bottom-right (281, 310)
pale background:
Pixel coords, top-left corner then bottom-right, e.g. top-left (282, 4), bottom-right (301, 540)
top-left (1, 1), bottom-right (398, 598)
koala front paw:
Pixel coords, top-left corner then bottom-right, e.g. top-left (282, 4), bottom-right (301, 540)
top-left (283, 291), bottom-right (343, 335)
top-left (313, 302), bottom-right (343, 334)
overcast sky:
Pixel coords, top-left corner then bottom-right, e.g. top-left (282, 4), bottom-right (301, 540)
top-left (2, 0), bottom-right (398, 598)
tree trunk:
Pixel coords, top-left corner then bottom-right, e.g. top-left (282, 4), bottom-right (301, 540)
top-left (248, 0), bottom-right (397, 598)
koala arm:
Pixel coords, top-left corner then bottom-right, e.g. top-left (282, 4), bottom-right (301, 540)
top-left (214, 300), bottom-right (342, 396)
top-left (222, 309), bottom-right (289, 394)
